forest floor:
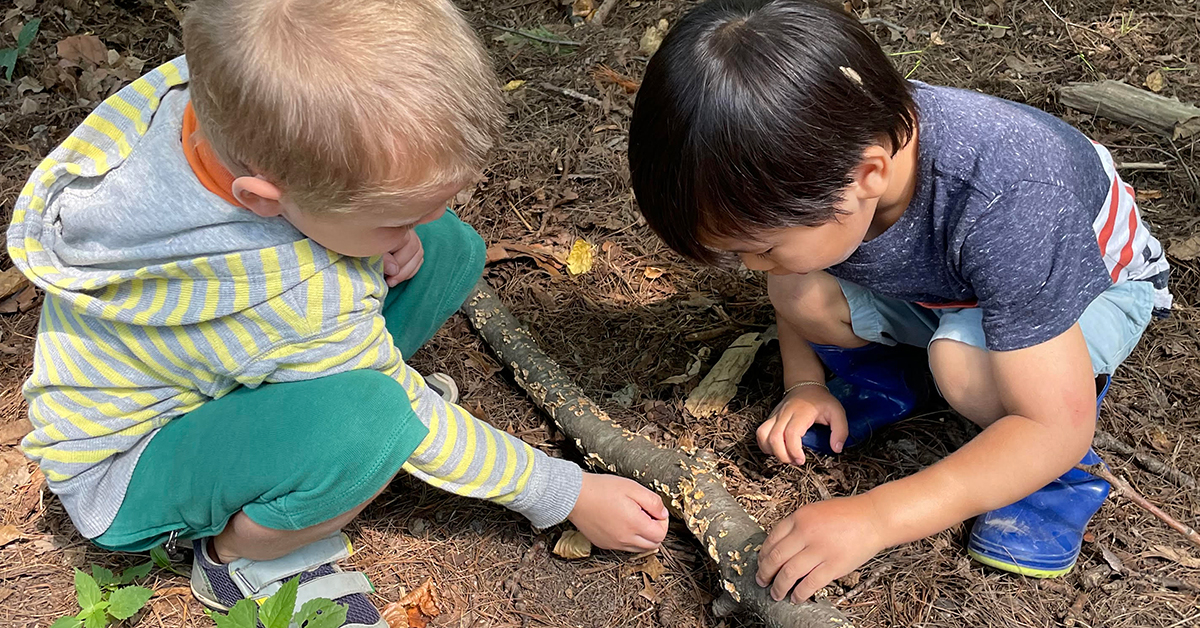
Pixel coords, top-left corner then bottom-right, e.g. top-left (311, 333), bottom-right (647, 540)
top-left (1, 0), bottom-right (1198, 626)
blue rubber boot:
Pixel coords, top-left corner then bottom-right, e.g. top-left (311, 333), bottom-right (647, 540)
top-left (800, 343), bottom-right (927, 455)
top-left (967, 376), bottom-right (1113, 578)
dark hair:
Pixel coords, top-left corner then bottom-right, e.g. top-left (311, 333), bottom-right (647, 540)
top-left (628, 0), bottom-right (916, 263)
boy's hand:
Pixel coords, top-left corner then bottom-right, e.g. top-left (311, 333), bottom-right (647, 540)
top-left (758, 385), bottom-right (848, 466)
top-left (383, 229), bottom-right (424, 287)
top-left (756, 494), bottom-right (888, 603)
top-left (568, 473), bottom-right (669, 552)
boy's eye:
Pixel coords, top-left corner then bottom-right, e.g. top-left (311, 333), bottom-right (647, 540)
top-left (756, 248), bottom-right (773, 259)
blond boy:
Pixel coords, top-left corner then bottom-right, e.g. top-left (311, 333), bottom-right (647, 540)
top-left (9, 1), bottom-right (668, 623)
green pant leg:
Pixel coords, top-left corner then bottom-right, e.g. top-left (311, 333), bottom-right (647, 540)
top-left (93, 370), bottom-right (428, 552)
top-left (383, 210), bottom-right (486, 358)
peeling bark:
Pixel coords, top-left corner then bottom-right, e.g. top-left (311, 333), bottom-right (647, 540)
top-left (462, 280), bottom-right (852, 628)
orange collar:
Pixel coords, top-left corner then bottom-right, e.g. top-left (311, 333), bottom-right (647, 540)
top-left (181, 101), bottom-right (242, 207)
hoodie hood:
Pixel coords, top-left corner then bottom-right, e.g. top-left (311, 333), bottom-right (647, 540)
top-left (7, 57), bottom-right (336, 327)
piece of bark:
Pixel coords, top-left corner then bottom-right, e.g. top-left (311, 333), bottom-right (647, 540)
top-left (1093, 429), bottom-right (1196, 490)
top-left (684, 327), bottom-right (775, 418)
top-left (1058, 81), bottom-right (1200, 140)
top-left (461, 281), bottom-right (850, 628)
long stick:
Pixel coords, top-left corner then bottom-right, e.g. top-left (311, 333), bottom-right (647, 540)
top-left (462, 280), bottom-right (852, 628)
top-left (1078, 463), bottom-right (1200, 549)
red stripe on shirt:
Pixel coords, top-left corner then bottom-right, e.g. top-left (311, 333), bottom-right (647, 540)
top-left (1111, 189), bottom-right (1140, 281)
top-left (1097, 175), bottom-right (1120, 254)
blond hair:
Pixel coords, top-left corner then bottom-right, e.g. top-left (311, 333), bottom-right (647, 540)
top-left (182, 0), bottom-right (503, 213)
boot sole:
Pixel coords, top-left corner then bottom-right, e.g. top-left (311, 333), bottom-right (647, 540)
top-left (968, 549), bottom-right (1075, 579)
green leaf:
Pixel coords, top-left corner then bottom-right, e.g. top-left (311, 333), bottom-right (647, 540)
top-left (107, 586), bottom-right (153, 620)
top-left (15, 18), bottom-right (41, 54)
top-left (90, 566), bottom-right (117, 589)
top-left (0, 50), bottom-right (16, 82)
top-left (149, 546), bottom-right (171, 569)
top-left (48, 617), bottom-right (83, 628)
top-left (258, 576), bottom-right (299, 628)
top-left (73, 569), bottom-right (103, 613)
top-left (81, 606), bottom-right (108, 628)
top-left (118, 562), bottom-right (153, 585)
top-left (293, 598), bottom-right (347, 628)
top-left (212, 599), bottom-right (259, 628)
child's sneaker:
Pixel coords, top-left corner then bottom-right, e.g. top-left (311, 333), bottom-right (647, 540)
top-left (190, 533), bottom-right (386, 627)
top-left (801, 342), bottom-right (928, 454)
top-left (966, 376), bottom-right (1113, 577)
top-left (425, 372), bottom-right (459, 403)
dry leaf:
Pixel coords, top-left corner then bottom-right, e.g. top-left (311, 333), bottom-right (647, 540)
top-left (930, 31), bottom-right (946, 45)
top-left (659, 347), bottom-right (709, 386)
top-left (1136, 189), bottom-right (1162, 202)
top-left (380, 602), bottom-right (409, 628)
top-left (0, 525), bottom-right (22, 547)
top-left (639, 19), bottom-right (669, 56)
top-left (383, 578), bottom-right (441, 628)
top-left (643, 266), bottom-right (665, 280)
top-left (0, 268), bottom-right (30, 301)
top-left (503, 79), bottom-right (526, 91)
top-left (1146, 426), bottom-right (1173, 453)
top-left (381, 602), bottom-right (409, 628)
top-left (0, 450), bottom-right (31, 492)
top-left (594, 65), bottom-right (640, 94)
top-left (1098, 545), bottom-right (1125, 573)
top-left (565, 239), bottom-right (594, 275)
top-left (0, 589), bottom-right (13, 604)
top-left (638, 573), bottom-right (659, 603)
top-left (0, 418), bottom-right (32, 446)
top-left (29, 534), bottom-right (71, 554)
top-left (572, 0), bottom-right (594, 18)
top-left (1170, 235), bottom-right (1200, 261)
top-left (640, 556), bottom-right (666, 581)
top-left (553, 529), bottom-right (593, 560)
top-left (1145, 545), bottom-right (1200, 569)
top-left (1144, 70), bottom-right (1165, 93)
top-left (57, 34), bottom-right (108, 66)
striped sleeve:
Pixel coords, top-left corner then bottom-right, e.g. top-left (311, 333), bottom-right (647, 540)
top-left (235, 309), bottom-right (582, 528)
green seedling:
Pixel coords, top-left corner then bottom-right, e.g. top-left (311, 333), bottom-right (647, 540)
top-left (0, 18), bottom-right (41, 81)
top-left (207, 576), bottom-right (347, 628)
top-left (149, 545), bottom-right (189, 577)
top-left (48, 564), bottom-right (155, 628)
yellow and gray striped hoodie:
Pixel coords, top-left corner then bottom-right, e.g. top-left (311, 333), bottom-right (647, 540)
top-left (7, 57), bottom-right (581, 538)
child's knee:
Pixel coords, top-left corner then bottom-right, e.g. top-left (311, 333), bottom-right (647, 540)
top-left (767, 271), bottom-right (855, 344)
top-left (929, 339), bottom-right (1004, 425)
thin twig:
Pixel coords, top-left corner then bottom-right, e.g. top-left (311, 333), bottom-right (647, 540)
top-left (486, 23), bottom-right (583, 46)
top-left (859, 17), bottom-right (929, 37)
top-left (834, 564), bottom-right (892, 606)
top-left (1115, 162), bottom-right (1169, 171)
top-left (539, 82), bottom-right (603, 106)
top-left (591, 0), bottom-right (623, 27)
top-left (1094, 429), bottom-right (1197, 489)
top-left (1078, 462), bottom-right (1200, 549)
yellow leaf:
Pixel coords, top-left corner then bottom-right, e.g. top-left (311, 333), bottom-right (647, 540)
top-left (503, 80), bottom-right (526, 92)
top-left (643, 266), bottom-right (665, 280)
top-left (552, 530), bottom-right (593, 559)
top-left (566, 239), bottom-right (594, 275)
top-left (1145, 70), bottom-right (1165, 93)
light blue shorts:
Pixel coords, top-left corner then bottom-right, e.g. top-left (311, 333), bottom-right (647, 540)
top-left (837, 279), bottom-right (1156, 375)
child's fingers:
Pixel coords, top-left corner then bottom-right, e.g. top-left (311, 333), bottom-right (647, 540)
top-left (756, 418), bottom-right (777, 454)
top-left (782, 412), bottom-right (816, 466)
top-left (769, 550), bottom-right (822, 602)
top-left (627, 483), bottom-right (670, 520)
top-left (382, 252), bottom-right (400, 277)
top-left (756, 518), bottom-right (801, 587)
top-left (823, 409), bottom-right (850, 454)
top-left (768, 415), bottom-right (798, 464)
top-left (791, 563), bottom-right (838, 604)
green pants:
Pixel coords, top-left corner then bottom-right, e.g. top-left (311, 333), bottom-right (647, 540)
top-left (93, 212), bottom-right (485, 552)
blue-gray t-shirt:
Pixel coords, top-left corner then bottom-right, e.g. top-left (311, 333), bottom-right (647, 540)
top-left (827, 82), bottom-right (1170, 352)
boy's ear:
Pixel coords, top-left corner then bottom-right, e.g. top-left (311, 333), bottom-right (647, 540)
top-left (849, 145), bottom-right (892, 201)
top-left (231, 176), bottom-right (286, 217)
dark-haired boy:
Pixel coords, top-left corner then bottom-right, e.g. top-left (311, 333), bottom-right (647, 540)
top-left (629, 0), bottom-right (1170, 602)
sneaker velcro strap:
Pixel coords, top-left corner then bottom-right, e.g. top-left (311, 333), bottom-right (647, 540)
top-left (294, 572), bottom-right (374, 610)
top-left (231, 534), bottom-right (353, 595)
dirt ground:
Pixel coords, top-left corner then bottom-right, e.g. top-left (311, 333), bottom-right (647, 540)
top-left (1, 0), bottom-right (1199, 626)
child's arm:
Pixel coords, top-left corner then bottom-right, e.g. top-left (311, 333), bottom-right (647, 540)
top-left (755, 323), bottom-right (1096, 601)
top-left (238, 311), bottom-right (667, 549)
